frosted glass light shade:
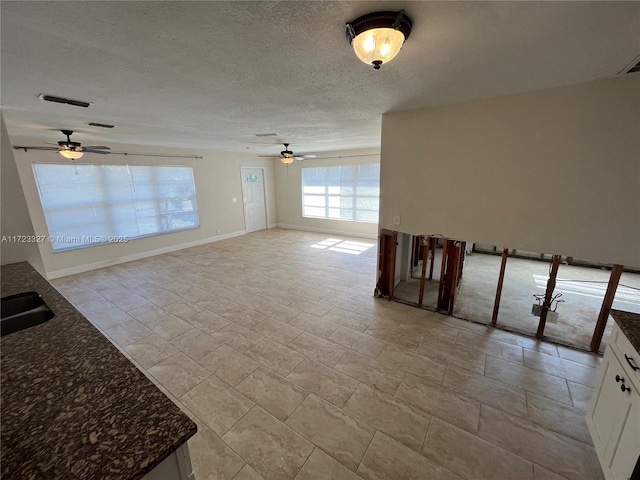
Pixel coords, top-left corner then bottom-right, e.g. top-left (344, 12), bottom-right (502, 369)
top-left (346, 10), bottom-right (412, 70)
top-left (280, 156), bottom-right (294, 165)
top-left (352, 28), bottom-right (405, 68)
top-left (59, 149), bottom-right (84, 160)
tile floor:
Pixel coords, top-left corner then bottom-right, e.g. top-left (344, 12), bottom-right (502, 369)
top-left (52, 228), bottom-right (605, 480)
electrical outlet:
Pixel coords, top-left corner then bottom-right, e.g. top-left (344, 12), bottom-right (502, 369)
top-left (216, 229), bottom-right (221, 235)
top-left (393, 215), bottom-right (401, 226)
top-left (232, 197), bottom-right (237, 203)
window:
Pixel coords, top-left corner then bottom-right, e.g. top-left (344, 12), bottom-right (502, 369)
top-left (32, 163), bottom-right (200, 252)
top-left (301, 164), bottom-right (379, 223)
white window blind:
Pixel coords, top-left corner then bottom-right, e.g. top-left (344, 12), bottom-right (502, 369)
top-left (32, 163), bottom-right (200, 252)
top-left (301, 164), bottom-right (380, 223)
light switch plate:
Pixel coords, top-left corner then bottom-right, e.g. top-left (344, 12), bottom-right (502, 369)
top-left (393, 215), bottom-right (401, 226)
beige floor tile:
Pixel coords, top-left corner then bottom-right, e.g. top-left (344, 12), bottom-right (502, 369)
top-left (177, 285), bottom-right (213, 304)
top-left (213, 323), bottom-right (264, 352)
top-left (252, 318), bottom-right (303, 345)
top-left (485, 356), bottom-right (572, 405)
top-left (286, 395), bottom-right (374, 471)
top-left (523, 349), bottom-right (598, 387)
top-left (287, 358), bottom-right (359, 408)
top-left (127, 304), bottom-right (167, 324)
top-left (333, 350), bottom-right (404, 396)
top-left (188, 423), bottom-right (245, 480)
top-left (235, 366), bottom-right (308, 421)
top-left (288, 312), bottom-right (340, 339)
top-left (222, 406), bottom-right (314, 480)
top-left (442, 364), bottom-right (528, 418)
top-left (288, 332), bottom-right (347, 367)
top-left (324, 309), bottom-right (372, 333)
top-left (104, 319), bottom-right (153, 346)
top-left (364, 323), bottom-right (421, 350)
top-left (146, 313), bottom-right (193, 340)
top-left (422, 417), bottom-right (534, 480)
top-left (260, 301), bottom-right (301, 322)
top-left (187, 309), bottom-right (231, 334)
top-left (525, 392), bottom-right (593, 445)
top-left (199, 344), bottom-right (260, 386)
top-left (377, 343), bottom-right (446, 384)
top-left (245, 338), bottom-right (306, 377)
top-left (233, 464), bottom-right (264, 480)
top-left (148, 352), bottom-right (211, 397)
top-left (416, 336), bottom-right (487, 375)
top-left (344, 383), bottom-right (430, 452)
top-left (112, 293), bottom-right (150, 312)
top-left (477, 405), bottom-right (603, 480)
top-left (357, 431), bottom-right (463, 480)
top-left (123, 333), bottom-right (179, 369)
top-left (395, 373), bottom-right (481, 433)
top-left (181, 376), bottom-right (254, 436)
top-left (456, 330), bottom-right (524, 365)
top-left (533, 464), bottom-right (571, 480)
top-left (556, 346), bottom-right (603, 368)
top-left (567, 380), bottom-right (594, 411)
top-left (222, 305), bottom-right (267, 328)
top-left (196, 295), bottom-right (238, 316)
top-left (289, 300), bottom-right (332, 318)
top-left (294, 448), bottom-right (361, 480)
top-left (485, 329), bottom-right (560, 357)
top-left (170, 329), bottom-right (222, 361)
top-left (320, 294), bottom-right (363, 313)
top-left (164, 300), bottom-right (201, 320)
top-left (146, 290), bottom-right (182, 307)
top-left (59, 286), bottom-right (103, 305)
top-left (328, 326), bottom-right (385, 358)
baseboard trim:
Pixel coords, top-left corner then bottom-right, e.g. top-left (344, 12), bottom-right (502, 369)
top-left (46, 230), bottom-right (247, 279)
top-left (276, 223), bottom-right (378, 240)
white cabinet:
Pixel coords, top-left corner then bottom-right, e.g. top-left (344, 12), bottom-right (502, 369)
top-left (142, 443), bottom-right (195, 480)
top-left (587, 323), bottom-right (640, 480)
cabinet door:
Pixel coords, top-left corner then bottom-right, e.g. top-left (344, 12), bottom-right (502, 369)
top-left (607, 388), bottom-right (640, 480)
top-left (589, 350), bottom-right (628, 453)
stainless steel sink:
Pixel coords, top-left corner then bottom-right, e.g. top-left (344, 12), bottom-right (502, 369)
top-left (1, 292), bottom-right (55, 337)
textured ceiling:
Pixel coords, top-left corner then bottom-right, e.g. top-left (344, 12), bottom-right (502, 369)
top-left (1, 1), bottom-right (639, 156)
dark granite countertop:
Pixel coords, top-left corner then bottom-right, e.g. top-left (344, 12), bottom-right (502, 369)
top-left (611, 309), bottom-right (640, 355)
top-left (1, 262), bottom-right (197, 480)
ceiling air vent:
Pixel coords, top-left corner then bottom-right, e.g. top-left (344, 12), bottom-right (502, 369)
top-left (38, 93), bottom-right (91, 108)
top-left (620, 55), bottom-right (640, 75)
top-left (88, 122), bottom-right (115, 128)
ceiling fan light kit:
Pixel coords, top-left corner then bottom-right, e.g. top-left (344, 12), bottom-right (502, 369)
top-left (346, 10), bottom-right (412, 70)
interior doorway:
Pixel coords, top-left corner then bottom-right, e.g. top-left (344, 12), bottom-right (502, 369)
top-left (241, 166), bottom-right (267, 233)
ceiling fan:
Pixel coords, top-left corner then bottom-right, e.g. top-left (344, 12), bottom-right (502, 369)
top-left (13, 130), bottom-right (111, 159)
top-left (259, 143), bottom-right (317, 164)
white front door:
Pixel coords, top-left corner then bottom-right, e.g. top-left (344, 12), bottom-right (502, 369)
top-left (241, 167), bottom-right (267, 233)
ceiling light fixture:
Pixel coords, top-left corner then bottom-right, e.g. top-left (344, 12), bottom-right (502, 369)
top-left (59, 149), bottom-right (84, 160)
top-left (346, 10), bottom-right (412, 70)
top-left (280, 156), bottom-right (294, 165)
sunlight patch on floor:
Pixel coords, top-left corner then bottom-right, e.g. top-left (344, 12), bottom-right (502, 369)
top-left (310, 238), bottom-right (375, 255)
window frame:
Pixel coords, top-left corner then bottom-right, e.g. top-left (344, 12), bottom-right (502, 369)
top-left (301, 163), bottom-right (380, 224)
top-left (32, 162), bottom-right (200, 252)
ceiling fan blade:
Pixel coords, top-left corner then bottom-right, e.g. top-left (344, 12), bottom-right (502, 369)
top-left (257, 155), bottom-right (278, 158)
top-left (13, 146), bottom-right (58, 151)
top-left (84, 146), bottom-right (110, 150)
top-left (83, 148), bottom-right (110, 154)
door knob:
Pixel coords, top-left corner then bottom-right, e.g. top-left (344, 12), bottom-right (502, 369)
top-left (616, 374), bottom-right (625, 383)
top-left (621, 384), bottom-right (631, 393)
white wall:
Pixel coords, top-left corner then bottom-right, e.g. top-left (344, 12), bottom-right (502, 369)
top-left (274, 148), bottom-right (380, 239)
top-left (10, 137), bottom-right (277, 278)
top-left (0, 115), bottom-right (44, 274)
top-left (380, 75), bottom-right (640, 268)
